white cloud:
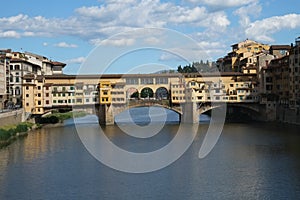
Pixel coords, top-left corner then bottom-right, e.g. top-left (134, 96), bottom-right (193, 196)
top-left (187, 0), bottom-right (257, 8)
top-left (0, 1), bottom-right (232, 46)
top-left (245, 14), bottom-right (300, 42)
top-left (65, 56), bottom-right (86, 64)
top-left (234, 2), bottom-right (262, 27)
top-left (91, 38), bottom-right (136, 46)
top-left (102, 38), bottom-right (136, 46)
top-left (43, 42), bottom-right (48, 46)
top-left (23, 31), bottom-right (35, 37)
top-left (54, 42), bottom-right (78, 48)
top-left (0, 30), bottom-right (20, 38)
top-left (144, 37), bottom-right (161, 45)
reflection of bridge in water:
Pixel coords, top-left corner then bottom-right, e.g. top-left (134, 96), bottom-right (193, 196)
top-left (22, 73), bottom-right (277, 125)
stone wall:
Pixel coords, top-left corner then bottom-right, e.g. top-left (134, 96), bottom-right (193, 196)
top-left (0, 109), bottom-right (25, 127)
top-left (277, 106), bottom-right (300, 125)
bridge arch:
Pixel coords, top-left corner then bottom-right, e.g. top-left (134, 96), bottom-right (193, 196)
top-left (126, 87), bottom-right (139, 99)
top-left (114, 105), bottom-right (182, 124)
top-left (140, 87), bottom-right (154, 99)
top-left (155, 87), bottom-right (169, 100)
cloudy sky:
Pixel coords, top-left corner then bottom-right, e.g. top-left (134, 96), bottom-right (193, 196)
top-left (0, 0), bottom-right (300, 74)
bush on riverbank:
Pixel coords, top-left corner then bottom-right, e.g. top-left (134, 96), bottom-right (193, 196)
top-left (0, 122), bottom-right (34, 141)
top-left (39, 111), bottom-right (87, 124)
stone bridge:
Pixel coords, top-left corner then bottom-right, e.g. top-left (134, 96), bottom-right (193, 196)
top-left (95, 100), bottom-right (269, 125)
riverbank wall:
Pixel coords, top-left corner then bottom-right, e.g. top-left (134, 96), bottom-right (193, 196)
top-left (276, 106), bottom-right (300, 125)
top-left (0, 109), bottom-right (27, 127)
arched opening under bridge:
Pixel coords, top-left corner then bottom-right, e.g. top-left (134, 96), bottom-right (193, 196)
top-left (114, 106), bottom-right (181, 125)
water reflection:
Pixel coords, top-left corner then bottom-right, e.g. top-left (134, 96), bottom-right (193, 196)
top-left (0, 110), bottom-right (300, 199)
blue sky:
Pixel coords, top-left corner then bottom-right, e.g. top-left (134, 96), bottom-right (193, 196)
top-left (0, 0), bottom-right (300, 74)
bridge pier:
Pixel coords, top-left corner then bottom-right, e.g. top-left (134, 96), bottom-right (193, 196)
top-left (97, 104), bottom-right (114, 125)
top-left (181, 102), bottom-right (199, 124)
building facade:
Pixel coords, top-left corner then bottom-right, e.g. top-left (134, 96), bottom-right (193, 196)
top-left (22, 73), bottom-right (259, 115)
top-left (2, 51), bottom-right (66, 108)
top-left (289, 37), bottom-right (300, 109)
top-left (217, 39), bottom-right (270, 73)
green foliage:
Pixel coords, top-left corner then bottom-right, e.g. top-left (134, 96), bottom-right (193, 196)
top-left (0, 122), bottom-right (33, 141)
top-left (39, 111), bottom-right (87, 124)
top-left (0, 129), bottom-right (11, 140)
top-left (15, 124), bottom-right (29, 133)
top-left (177, 64), bottom-right (197, 73)
top-left (177, 60), bottom-right (217, 73)
top-left (131, 91), bottom-right (139, 98)
top-left (39, 115), bottom-right (59, 124)
top-left (141, 88), bottom-right (154, 98)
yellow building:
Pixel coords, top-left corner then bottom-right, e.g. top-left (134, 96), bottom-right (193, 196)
top-left (218, 39), bottom-right (270, 73)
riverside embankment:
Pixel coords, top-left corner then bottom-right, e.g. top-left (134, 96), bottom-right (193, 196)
top-left (0, 111), bottom-right (87, 149)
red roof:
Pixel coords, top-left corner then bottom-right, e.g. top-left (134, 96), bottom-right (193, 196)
top-left (51, 61), bottom-right (66, 67)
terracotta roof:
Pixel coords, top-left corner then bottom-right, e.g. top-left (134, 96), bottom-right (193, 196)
top-left (270, 45), bottom-right (291, 50)
top-left (51, 61), bottom-right (66, 67)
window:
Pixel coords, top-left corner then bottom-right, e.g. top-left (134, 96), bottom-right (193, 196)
top-left (38, 86), bottom-right (41, 90)
top-left (126, 78), bottom-right (139, 85)
top-left (15, 65), bottom-right (20, 70)
top-left (26, 86), bottom-right (29, 90)
top-left (45, 86), bottom-right (49, 90)
top-left (46, 100), bottom-right (49, 105)
top-left (46, 93), bottom-right (49, 97)
top-left (15, 77), bottom-right (20, 83)
top-left (38, 101), bottom-right (41, 105)
top-left (26, 94), bottom-right (29, 98)
top-left (15, 87), bottom-right (20, 95)
top-left (26, 103), bottom-right (29, 106)
top-left (156, 77), bottom-right (168, 84)
top-left (53, 100), bottom-right (57, 103)
top-left (103, 91), bottom-right (108, 95)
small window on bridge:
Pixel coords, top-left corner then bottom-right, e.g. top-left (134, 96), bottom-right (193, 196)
top-left (126, 78), bottom-right (138, 85)
top-left (156, 77), bottom-right (168, 84)
top-left (141, 78), bottom-right (154, 84)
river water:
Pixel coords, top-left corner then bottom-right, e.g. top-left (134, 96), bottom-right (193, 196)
top-left (0, 108), bottom-right (300, 200)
